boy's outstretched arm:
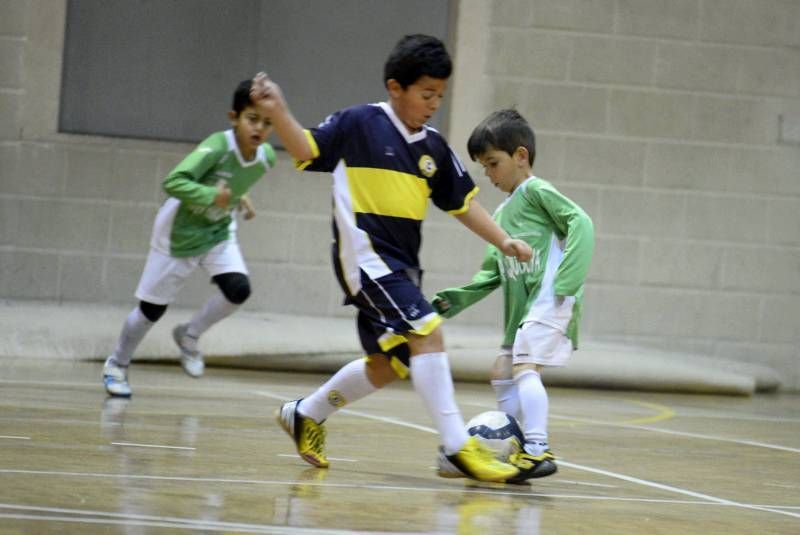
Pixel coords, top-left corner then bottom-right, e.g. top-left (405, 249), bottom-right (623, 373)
top-left (454, 199), bottom-right (532, 262)
top-left (250, 72), bottom-right (314, 161)
top-left (433, 248), bottom-right (501, 318)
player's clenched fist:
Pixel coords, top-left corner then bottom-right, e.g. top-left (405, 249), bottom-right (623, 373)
top-left (501, 238), bottom-right (533, 262)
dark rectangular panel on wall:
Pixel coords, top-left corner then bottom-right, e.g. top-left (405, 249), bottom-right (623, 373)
top-left (255, 0), bottom-right (451, 130)
top-left (59, 0), bottom-right (450, 144)
top-left (60, 0), bottom-right (260, 142)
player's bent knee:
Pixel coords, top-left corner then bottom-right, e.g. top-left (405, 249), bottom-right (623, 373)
top-left (365, 355), bottom-right (400, 388)
top-left (213, 272), bottom-right (251, 304)
top-left (139, 301), bottom-right (167, 322)
top-left (491, 354), bottom-right (513, 381)
top-left (407, 327), bottom-right (444, 355)
top-left (513, 362), bottom-right (543, 376)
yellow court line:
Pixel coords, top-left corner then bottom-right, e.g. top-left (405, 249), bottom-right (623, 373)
top-left (621, 400), bottom-right (676, 425)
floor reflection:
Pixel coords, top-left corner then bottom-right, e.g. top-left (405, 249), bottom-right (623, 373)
top-left (272, 467), bottom-right (328, 526)
top-left (436, 490), bottom-right (543, 534)
top-left (98, 397), bottom-right (224, 533)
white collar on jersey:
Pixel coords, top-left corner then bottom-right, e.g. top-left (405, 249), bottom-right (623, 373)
top-left (513, 175), bottom-right (537, 194)
top-left (504, 175), bottom-right (538, 201)
top-left (224, 129), bottom-right (265, 167)
top-left (376, 102), bottom-right (428, 144)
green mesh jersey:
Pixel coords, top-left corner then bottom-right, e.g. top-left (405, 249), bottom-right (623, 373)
top-left (153, 130), bottom-right (276, 257)
top-left (434, 176), bottom-right (594, 349)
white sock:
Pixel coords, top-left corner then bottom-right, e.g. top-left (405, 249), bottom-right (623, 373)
top-left (491, 379), bottom-right (520, 419)
top-left (410, 352), bottom-right (469, 455)
top-left (186, 291), bottom-right (238, 346)
top-left (515, 369), bottom-right (549, 455)
top-left (299, 358), bottom-right (378, 423)
top-left (111, 306), bottom-right (154, 367)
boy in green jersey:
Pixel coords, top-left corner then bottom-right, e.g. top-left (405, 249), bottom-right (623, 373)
top-left (102, 78), bottom-right (277, 398)
top-left (433, 109), bottom-right (594, 483)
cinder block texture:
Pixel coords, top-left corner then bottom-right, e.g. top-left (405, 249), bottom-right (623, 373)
top-left (0, 0), bottom-right (28, 37)
top-left (1, 0), bottom-right (799, 389)
top-left (0, 39), bottom-right (24, 89)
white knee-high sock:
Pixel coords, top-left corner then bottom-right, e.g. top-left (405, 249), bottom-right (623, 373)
top-left (186, 292), bottom-right (238, 344)
top-left (410, 352), bottom-right (469, 455)
top-left (299, 358), bottom-right (378, 423)
top-left (491, 379), bottom-right (520, 420)
top-left (515, 369), bottom-right (549, 454)
top-left (111, 306), bottom-right (154, 366)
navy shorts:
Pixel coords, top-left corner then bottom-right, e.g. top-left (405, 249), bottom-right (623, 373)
top-left (339, 268), bottom-right (442, 377)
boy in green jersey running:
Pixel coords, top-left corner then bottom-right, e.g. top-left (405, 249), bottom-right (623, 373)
top-left (102, 78), bottom-right (277, 398)
top-left (433, 109), bottom-right (594, 483)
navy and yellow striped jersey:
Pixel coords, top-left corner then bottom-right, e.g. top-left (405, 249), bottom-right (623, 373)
top-left (296, 102), bottom-right (479, 296)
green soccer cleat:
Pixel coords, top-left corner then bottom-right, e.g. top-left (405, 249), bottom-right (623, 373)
top-left (276, 399), bottom-right (329, 469)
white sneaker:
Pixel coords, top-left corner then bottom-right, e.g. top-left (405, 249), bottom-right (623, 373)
top-left (102, 357), bottom-right (132, 397)
top-left (172, 324), bottom-right (204, 378)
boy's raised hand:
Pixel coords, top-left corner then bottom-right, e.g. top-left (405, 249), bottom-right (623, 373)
top-left (501, 238), bottom-right (533, 262)
top-left (238, 194), bottom-right (256, 220)
top-left (250, 72), bottom-right (286, 114)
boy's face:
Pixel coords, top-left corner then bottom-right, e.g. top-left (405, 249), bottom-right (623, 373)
top-left (387, 75), bottom-right (447, 132)
top-left (476, 146), bottom-right (530, 194)
top-left (228, 105), bottom-right (273, 158)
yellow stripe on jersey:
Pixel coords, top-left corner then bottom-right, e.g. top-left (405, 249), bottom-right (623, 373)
top-left (446, 185), bottom-right (480, 215)
top-left (294, 130), bottom-right (321, 170)
top-left (347, 167), bottom-right (432, 220)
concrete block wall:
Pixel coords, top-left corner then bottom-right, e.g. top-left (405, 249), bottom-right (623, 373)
top-left (448, 0), bottom-right (800, 388)
top-left (1, 0), bottom-right (798, 388)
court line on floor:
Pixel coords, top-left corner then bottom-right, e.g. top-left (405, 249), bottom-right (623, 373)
top-left (549, 414), bottom-right (800, 453)
top-left (277, 453), bottom-right (358, 463)
top-left (667, 407), bottom-right (800, 424)
top-left (620, 400), bottom-right (675, 425)
top-left (0, 503), bottom-right (376, 534)
top-left (465, 398), bottom-right (799, 453)
top-left (4, 468), bottom-right (800, 512)
top-left (6, 381), bottom-right (795, 517)
top-left (252, 390), bottom-right (800, 520)
top-left (0, 435), bottom-right (30, 440)
top-left (110, 442), bottom-right (196, 451)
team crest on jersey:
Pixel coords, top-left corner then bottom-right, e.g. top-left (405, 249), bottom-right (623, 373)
top-left (418, 155), bottom-right (437, 177)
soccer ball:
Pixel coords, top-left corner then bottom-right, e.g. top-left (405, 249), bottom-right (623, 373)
top-left (466, 410), bottom-right (524, 461)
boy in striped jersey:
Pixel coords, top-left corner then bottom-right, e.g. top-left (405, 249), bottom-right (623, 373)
top-left (252, 35), bottom-right (534, 483)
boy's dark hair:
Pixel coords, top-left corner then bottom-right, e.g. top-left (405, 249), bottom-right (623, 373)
top-left (232, 79), bottom-right (254, 116)
top-left (383, 34), bottom-right (452, 88)
top-left (467, 109), bottom-right (536, 165)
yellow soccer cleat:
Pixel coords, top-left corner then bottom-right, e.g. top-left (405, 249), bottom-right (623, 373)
top-left (506, 450), bottom-right (557, 483)
top-left (276, 399), bottom-right (329, 469)
top-left (437, 436), bottom-right (519, 482)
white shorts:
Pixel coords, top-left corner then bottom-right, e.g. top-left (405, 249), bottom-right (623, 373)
top-left (135, 239), bottom-right (247, 305)
top-left (512, 321), bottom-right (573, 367)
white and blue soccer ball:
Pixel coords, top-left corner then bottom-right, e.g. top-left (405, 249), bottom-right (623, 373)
top-left (466, 410), bottom-right (525, 462)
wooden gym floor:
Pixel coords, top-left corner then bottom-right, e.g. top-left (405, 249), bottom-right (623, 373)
top-left (0, 359), bottom-right (798, 533)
